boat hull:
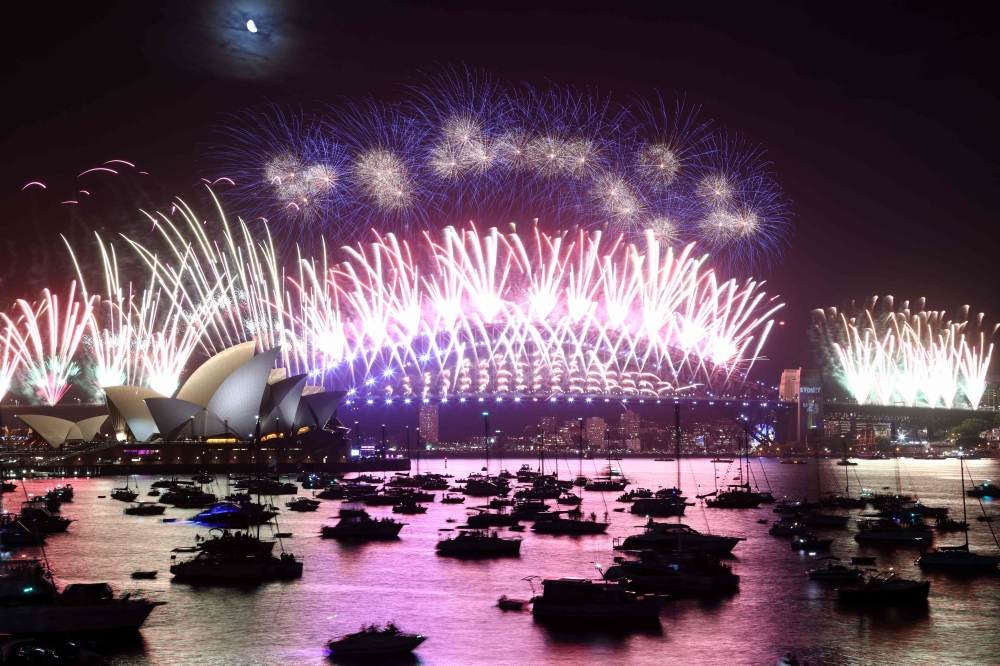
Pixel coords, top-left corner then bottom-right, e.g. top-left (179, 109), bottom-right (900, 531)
top-left (0, 601), bottom-right (162, 635)
top-left (532, 598), bottom-right (662, 624)
top-left (837, 581), bottom-right (930, 605)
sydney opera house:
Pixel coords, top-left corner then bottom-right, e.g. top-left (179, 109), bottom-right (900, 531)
top-left (16, 343), bottom-right (352, 471)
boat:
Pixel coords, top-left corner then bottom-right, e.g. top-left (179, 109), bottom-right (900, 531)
top-left (110, 477), bottom-right (138, 502)
top-left (160, 488), bottom-right (217, 508)
top-left (799, 512), bottom-right (850, 528)
top-left (315, 485), bottom-right (350, 500)
top-left (710, 458), bottom-right (734, 464)
top-left (584, 479), bottom-right (627, 492)
top-left (934, 518), bottom-right (969, 531)
top-left (0, 558), bottom-right (164, 635)
top-left (151, 477), bottom-right (193, 488)
top-left (440, 493), bottom-right (466, 504)
top-left (556, 493), bottom-right (583, 506)
top-left (147, 489), bottom-right (161, 497)
top-left (791, 534), bottom-right (833, 551)
top-left (917, 456), bottom-right (1000, 569)
top-left (530, 577), bottom-right (662, 625)
top-left (0, 520), bottom-right (48, 546)
top-left (836, 571), bottom-right (930, 605)
top-left (572, 476), bottom-right (589, 487)
top-left (274, 532), bottom-right (292, 538)
top-left (769, 521), bottom-right (808, 537)
top-left (516, 464), bottom-right (540, 482)
top-left (392, 499), bottom-right (428, 514)
top-left (807, 558), bottom-right (862, 581)
top-left (170, 548), bottom-right (303, 580)
top-left (836, 459), bottom-right (858, 466)
top-left (321, 509), bottom-right (404, 539)
top-left (170, 529), bottom-right (301, 580)
top-left (779, 459), bottom-right (808, 465)
top-left (466, 507), bottom-right (520, 528)
top-left (630, 496), bottom-right (688, 517)
top-left (654, 457), bottom-right (675, 462)
top-left (603, 551), bottom-right (739, 596)
top-left (327, 623), bottom-right (426, 658)
top-left (13, 502), bottom-right (73, 533)
top-left (497, 595), bottom-right (527, 610)
top-left (615, 519), bottom-right (745, 555)
top-left (191, 472), bottom-right (214, 485)
top-left (131, 571), bottom-right (158, 579)
top-left (285, 497), bottom-right (321, 512)
top-left (850, 556), bottom-right (877, 565)
top-left (705, 485), bottom-right (761, 509)
top-left (854, 518), bottom-right (932, 544)
top-left (124, 502), bottom-right (166, 516)
top-left (757, 491), bottom-right (777, 504)
top-left (436, 529), bottom-right (522, 556)
top-left (967, 481), bottom-right (999, 498)
top-left (191, 501), bottom-right (277, 528)
top-left (918, 544), bottom-right (1000, 569)
top-left (532, 511), bottom-right (608, 535)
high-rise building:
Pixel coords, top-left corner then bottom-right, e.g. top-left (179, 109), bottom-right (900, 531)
top-left (540, 415), bottom-right (557, 436)
top-left (418, 403), bottom-right (439, 443)
top-left (779, 369), bottom-right (799, 402)
top-left (621, 410), bottom-right (641, 437)
top-left (584, 417), bottom-right (606, 447)
top-left (778, 368), bottom-right (823, 443)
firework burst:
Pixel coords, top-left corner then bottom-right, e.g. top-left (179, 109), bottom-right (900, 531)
top-left (213, 67), bottom-right (791, 273)
top-left (1, 285), bottom-right (93, 405)
top-left (813, 297), bottom-right (997, 409)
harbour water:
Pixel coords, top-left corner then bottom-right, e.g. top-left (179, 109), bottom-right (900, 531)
top-left (6, 457), bottom-right (1000, 665)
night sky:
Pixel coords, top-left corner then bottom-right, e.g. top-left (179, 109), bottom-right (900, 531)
top-left (1, 0), bottom-right (997, 382)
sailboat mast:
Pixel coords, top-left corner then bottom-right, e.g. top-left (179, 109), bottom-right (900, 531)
top-left (675, 402), bottom-right (681, 491)
top-left (961, 455), bottom-right (969, 549)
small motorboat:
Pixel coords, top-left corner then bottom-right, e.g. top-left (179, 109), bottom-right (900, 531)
top-left (131, 570), bottom-right (158, 580)
top-left (756, 519), bottom-right (769, 524)
top-left (441, 494), bottom-right (466, 504)
top-left (791, 534), bottom-right (833, 551)
top-left (97, 495), bottom-right (107, 499)
top-left (977, 515), bottom-right (994, 523)
top-left (508, 525), bottom-right (525, 532)
top-left (147, 489), bottom-right (161, 497)
top-left (328, 623), bottom-right (426, 658)
top-left (285, 497), bottom-right (321, 512)
top-left (124, 502), bottom-right (166, 516)
top-left (274, 532), bottom-right (293, 538)
top-left (808, 557), bottom-right (862, 581)
top-left (161, 518), bottom-right (178, 523)
top-left (497, 595), bottom-right (527, 611)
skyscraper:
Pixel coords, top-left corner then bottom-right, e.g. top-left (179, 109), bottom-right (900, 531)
top-left (585, 417), bottom-right (606, 447)
top-left (621, 410), bottom-right (641, 437)
top-left (540, 415), bottom-right (557, 436)
top-left (419, 402), bottom-right (439, 443)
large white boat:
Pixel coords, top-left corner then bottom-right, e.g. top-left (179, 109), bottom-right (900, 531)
top-left (0, 558), bottom-right (163, 635)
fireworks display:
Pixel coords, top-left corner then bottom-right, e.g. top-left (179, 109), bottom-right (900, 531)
top-left (0, 197), bottom-right (783, 404)
top-left (1, 284), bottom-right (93, 405)
top-left (214, 69), bottom-right (791, 272)
top-left (813, 296), bottom-right (997, 410)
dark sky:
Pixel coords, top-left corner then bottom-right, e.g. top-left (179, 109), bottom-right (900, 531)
top-left (1, 0), bottom-right (997, 386)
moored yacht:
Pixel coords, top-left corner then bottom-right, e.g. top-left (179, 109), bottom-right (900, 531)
top-left (532, 511), bottom-right (608, 535)
top-left (436, 529), bottom-right (522, 556)
top-left (603, 551), bottom-right (739, 596)
top-left (321, 509), bottom-right (404, 539)
top-left (530, 577), bottom-right (662, 625)
top-left (0, 558), bottom-right (164, 634)
top-left (615, 520), bottom-right (744, 555)
top-left (836, 571), bottom-right (930, 605)
top-left (854, 518), bottom-right (932, 544)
